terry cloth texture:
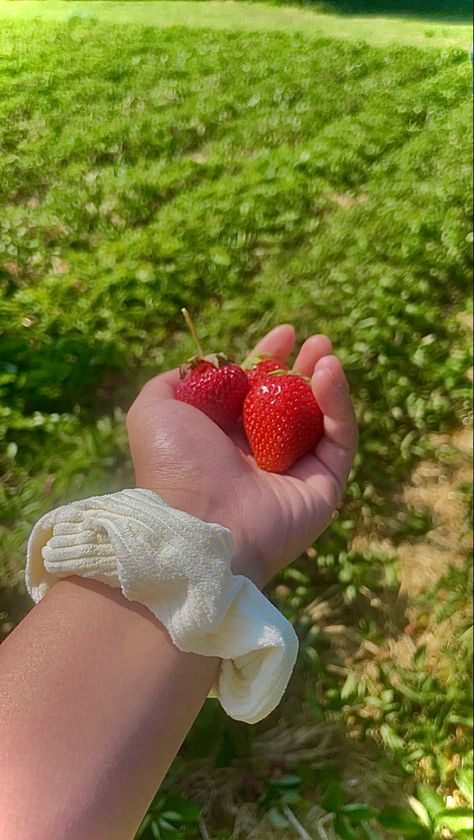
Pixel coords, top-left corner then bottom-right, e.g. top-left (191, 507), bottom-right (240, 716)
top-left (26, 489), bottom-right (298, 724)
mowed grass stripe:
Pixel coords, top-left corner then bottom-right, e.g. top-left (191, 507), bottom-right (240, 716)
top-left (0, 20), bottom-right (472, 584)
top-left (0, 0), bottom-right (471, 49)
top-left (1, 24), bottom-right (468, 243)
top-left (0, 26), bottom-right (450, 204)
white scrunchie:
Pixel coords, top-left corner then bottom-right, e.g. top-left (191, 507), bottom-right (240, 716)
top-left (25, 489), bottom-right (298, 724)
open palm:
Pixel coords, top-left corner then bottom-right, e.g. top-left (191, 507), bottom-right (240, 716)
top-left (127, 325), bottom-right (358, 587)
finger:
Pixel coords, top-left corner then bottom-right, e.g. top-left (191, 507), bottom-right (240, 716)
top-left (128, 368), bottom-right (181, 418)
top-left (141, 367), bottom-right (181, 398)
top-left (311, 355), bottom-right (358, 491)
top-left (312, 355), bottom-right (354, 442)
top-left (246, 323), bottom-right (296, 365)
top-left (293, 334), bottom-right (332, 377)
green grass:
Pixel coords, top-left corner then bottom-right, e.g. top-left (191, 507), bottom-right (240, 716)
top-left (0, 0), bottom-right (472, 48)
top-left (0, 9), bottom-right (472, 840)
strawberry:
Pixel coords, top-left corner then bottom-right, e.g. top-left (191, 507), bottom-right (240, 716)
top-left (243, 373), bottom-right (324, 473)
top-left (176, 356), bottom-right (249, 430)
top-left (243, 354), bottom-right (289, 387)
top-left (175, 309), bottom-right (249, 430)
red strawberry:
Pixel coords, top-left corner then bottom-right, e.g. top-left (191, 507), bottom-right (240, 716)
top-left (175, 309), bottom-right (249, 430)
top-left (176, 357), bottom-right (249, 430)
top-left (243, 373), bottom-right (324, 473)
top-left (244, 355), bottom-right (289, 387)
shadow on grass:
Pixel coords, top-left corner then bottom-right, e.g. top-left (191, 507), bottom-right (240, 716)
top-left (310, 0), bottom-right (473, 23)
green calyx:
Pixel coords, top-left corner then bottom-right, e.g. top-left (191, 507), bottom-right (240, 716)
top-left (267, 369), bottom-right (311, 383)
top-left (202, 352), bottom-right (230, 367)
top-left (241, 353), bottom-right (275, 370)
top-left (180, 352), bottom-right (231, 378)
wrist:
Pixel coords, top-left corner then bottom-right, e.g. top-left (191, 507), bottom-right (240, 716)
top-left (133, 478), bottom-right (264, 589)
top-left (26, 488), bottom-right (296, 725)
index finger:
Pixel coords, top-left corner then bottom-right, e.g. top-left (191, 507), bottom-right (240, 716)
top-left (245, 324), bottom-right (296, 365)
top-left (312, 355), bottom-right (358, 488)
top-left (128, 368), bottom-right (181, 416)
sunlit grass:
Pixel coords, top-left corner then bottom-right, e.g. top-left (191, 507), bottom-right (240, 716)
top-left (0, 9), bottom-right (472, 839)
top-left (0, 0), bottom-right (472, 48)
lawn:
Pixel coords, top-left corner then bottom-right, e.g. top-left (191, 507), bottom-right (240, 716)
top-left (0, 4), bottom-right (472, 839)
top-left (0, 0), bottom-right (472, 48)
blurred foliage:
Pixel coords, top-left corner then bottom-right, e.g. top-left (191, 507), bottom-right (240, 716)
top-left (0, 16), bottom-right (472, 840)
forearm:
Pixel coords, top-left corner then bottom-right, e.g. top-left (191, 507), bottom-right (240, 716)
top-left (0, 576), bottom-right (219, 840)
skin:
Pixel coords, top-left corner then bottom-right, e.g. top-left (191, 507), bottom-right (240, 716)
top-left (128, 324), bottom-right (358, 586)
top-left (0, 325), bottom-right (357, 840)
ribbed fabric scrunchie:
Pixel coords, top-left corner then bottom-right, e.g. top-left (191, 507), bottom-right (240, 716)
top-left (25, 489), bottom-right (298, 724)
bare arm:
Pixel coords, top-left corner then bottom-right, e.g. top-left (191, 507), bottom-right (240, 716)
top-left (0, 325), bottom-right (357, 839)
top-left (0, 576), bottom-right (219, 840)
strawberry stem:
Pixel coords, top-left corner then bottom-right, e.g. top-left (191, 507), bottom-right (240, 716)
top-left (181, 308), bottom-right (204, 358)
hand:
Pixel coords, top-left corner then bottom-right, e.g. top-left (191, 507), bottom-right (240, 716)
top-left (127, 325), bottom-right (358, 587)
